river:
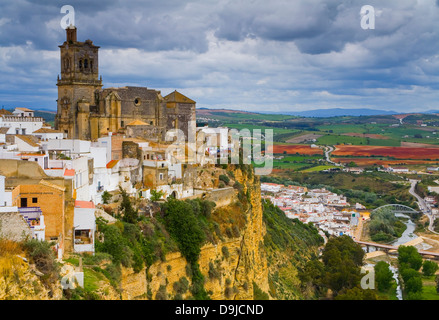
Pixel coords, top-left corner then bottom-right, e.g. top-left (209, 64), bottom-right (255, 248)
top-left (364, 213), bottom-right (418, 300)
top-left (391, 213), bottom-right (417, 247)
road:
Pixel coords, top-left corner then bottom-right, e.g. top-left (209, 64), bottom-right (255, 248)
top-left (409, 180), bottom-right (438, 235)
top-left (323, 146), bottom-right (343, 167)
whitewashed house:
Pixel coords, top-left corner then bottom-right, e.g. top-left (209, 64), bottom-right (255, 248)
top-left (73, 201), bottom-right (96, 254)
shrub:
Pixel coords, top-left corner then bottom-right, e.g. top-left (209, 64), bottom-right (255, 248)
top-left (161, 198), bottom-right (205, 265)
top-left (22, 239), bottom-right (59, 287)
top-left (101, 191), bottom-right (112, 204)
top-left (151, 189), bottom-right (165, 202)
top-left (219, 174), bottom-right (230, 185)
top-left (155, 285), bottom-right (167, 300)
top-left (208, 261), bottom-right (221, 280)
top-left (222, 246), bottom-right (230, 259)
top-left (253, 282), bottom-right (269, 300)
top-left (422, 260), bottom-right (438, 277)
top-left (173, 277), bottom-right (190, 294)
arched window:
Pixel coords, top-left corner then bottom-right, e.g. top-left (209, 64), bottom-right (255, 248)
top-left (84, 59), bottom-right (88, 69)
top-left (79, 59), bottom-right (83, 70)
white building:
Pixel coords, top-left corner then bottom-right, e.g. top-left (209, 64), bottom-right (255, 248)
top-left (0, 115), bottom-right (44, 135)
top-left (73, 201), bottom-right (96, 254)
top-left (32, 128), bottom-right (64, 141)
top-left (12, 107), bottom-right (34, 118)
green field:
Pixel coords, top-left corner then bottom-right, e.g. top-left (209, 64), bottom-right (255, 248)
top-left (301, 165), bottom-right (338, 172)
top-left (223, 123), bottom-right (297, 136)
top-left (316, 134), bottom-right (400, 147)
top-left (421, 276), bottom-right (439, 300)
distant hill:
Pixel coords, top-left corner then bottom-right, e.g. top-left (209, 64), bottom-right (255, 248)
top-left (197, 107), bottom-right (398, 119)
top-left (270, 108), bottom-right (398, 117)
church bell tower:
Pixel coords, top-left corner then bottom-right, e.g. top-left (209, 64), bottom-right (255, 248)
top-left (55, 25), bottom-right (103, 139)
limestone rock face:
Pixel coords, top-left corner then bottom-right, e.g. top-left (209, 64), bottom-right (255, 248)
top-left (120, 166), bottom-right (269, 300)
top-left (0, 255), bottom-right (62, 300)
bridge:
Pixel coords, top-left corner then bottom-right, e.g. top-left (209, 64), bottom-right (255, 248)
top-left (354, 240), bottom-right (439, 260)
top-left (371, 204), bottom-right (419, 215)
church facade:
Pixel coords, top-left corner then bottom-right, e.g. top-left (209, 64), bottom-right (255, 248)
top-left (55, 26), bottom-right (196, 142)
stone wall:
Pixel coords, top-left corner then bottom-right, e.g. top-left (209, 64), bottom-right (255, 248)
top-left (0, 212), bottom-right (31, 241)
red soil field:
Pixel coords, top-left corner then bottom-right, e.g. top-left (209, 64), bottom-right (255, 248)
top-left (332, 158), bottom-right (439, 166)
top-left (332, 145), bottom-right (439, 160)
top-left (268, 144), bottom-right (323, 155)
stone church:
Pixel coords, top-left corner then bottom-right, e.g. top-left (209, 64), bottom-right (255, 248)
top-left (55, 25), bottom-right (196, 142)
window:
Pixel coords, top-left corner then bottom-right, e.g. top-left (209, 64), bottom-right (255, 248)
top-left (32, 197), bottom-right (38, 204)
top-left (159, 173), bottom-right (163, 181)
top-left (84, 59), bottom-right (88, 69)
top-left (20, 198), bottom-right (27, 207)
top-left (121, 121), bottom-right (124, 127)
top-left (79, 59), bottom-right (83, 69)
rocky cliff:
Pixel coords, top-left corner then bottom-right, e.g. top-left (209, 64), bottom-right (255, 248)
top-left (119, 165), bottom-right (269, 300)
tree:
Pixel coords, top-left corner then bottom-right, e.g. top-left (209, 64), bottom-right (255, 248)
top-left (150, 189), bottom-right (165, 202)
top-left (161, 198), bottom-right (205, 265)
top-left (398, 246), bottom-right (423, 271)
top-left (422, 260), bottom-right (438, 277)
top-left (119, 187), bottom-right (138, 224)
top-left (219, 174), bottom-right (230, 185)
top-left (321, 236), bottom-right (365, 295)
top-left (101, 190), bottom-right (112, 204)
top-left (374, 261), bottom-right (394, 292)
top-left (334, 287), bottom-right (378, 300)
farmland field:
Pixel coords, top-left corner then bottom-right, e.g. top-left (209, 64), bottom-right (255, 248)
top-left (332, 145), bottom-right (439, 160)
top-left (316, 134), bottom-right (400, 147)
top-left (332, 158), bottom-right (439, 166)
top-left (268, 144), bottom-right (324, 155)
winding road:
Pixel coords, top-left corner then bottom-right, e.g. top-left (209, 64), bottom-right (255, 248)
top-left (409, 179), bottom-right (438, 235)
top-left (323, 145), bottom-right (343, 167)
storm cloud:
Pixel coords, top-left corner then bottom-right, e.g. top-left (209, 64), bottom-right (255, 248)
top-left (0, 0), bottom-right (438, 113)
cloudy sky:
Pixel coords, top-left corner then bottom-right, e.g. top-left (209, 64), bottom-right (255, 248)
top-left (0, 0), bottom-right (439, 113)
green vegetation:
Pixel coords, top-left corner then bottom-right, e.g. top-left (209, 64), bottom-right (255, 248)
top-left (299, 235), bottom-right (379, 300)
top-left (262, 200), bottom-right (324, 299)
top-left (150, 189), bottom-right (165, 201)
top-left (368, 207), bottom-right (407, 243)
top-left (119, 187), bottom-right (138, 224)
top-left (301, 165), bottom-right (339, 172)
top-left (23, 239), bottom-right (59, 289)
top-left (374, 261), bottom-right (395, 293)
top-left (422, 260), bottom-right (438, 277)
top-left (316, 134), bottom-right (400, 147)
top-left (253, 281), bottom-right (269, 300)
top-left (101, 191), bottom-right (112, 204)
top-left (398, 246), bottom-right (424, 300)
